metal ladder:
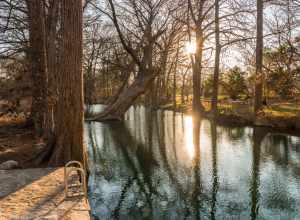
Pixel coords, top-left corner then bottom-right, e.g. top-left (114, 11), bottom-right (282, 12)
top-left (64, 161), bottom-right (87, 199)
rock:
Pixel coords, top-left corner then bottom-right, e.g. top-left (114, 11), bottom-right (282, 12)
top-left (0, 160), bottom-right (19, 170)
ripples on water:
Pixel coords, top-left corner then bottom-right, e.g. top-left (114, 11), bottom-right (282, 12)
top-left (85, 105), bottom-right (300, 220)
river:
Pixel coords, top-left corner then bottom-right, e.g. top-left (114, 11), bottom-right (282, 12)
top-left (85, 105), bottom-right (300, 220)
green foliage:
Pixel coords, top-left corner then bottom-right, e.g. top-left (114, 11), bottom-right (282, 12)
top-left (264, 42), bottom-right (300, 99)
top-left (266, 68), bottom-right (295, 99)
top-left (221, 66), bottom-right (248, 100)
top-left (203, 74), bottom-right (214, 98)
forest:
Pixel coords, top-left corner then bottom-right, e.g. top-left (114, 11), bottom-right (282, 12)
top-left (0, 0), bottom-right (300, 219)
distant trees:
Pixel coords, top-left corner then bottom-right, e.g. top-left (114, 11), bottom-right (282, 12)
top-left (0, 0), bottom-right (27, 58)
top-left (264, 42), bottom-right (300, 99)
top-left (84, 0), bottom-right (299, 119)
top-left (187, 0), bottom-right (214, 112)
top-left (222, 67), bottom-right (248, 100)
top-left (186, 0), bottom-right (255, 113)
top-left (1, 0), bottom-right (300, 127)
top-left (0, 0), bottom-right (31, 112)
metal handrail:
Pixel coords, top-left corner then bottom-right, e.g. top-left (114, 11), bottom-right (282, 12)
top-left (64, 161), bottom-right (87, 199)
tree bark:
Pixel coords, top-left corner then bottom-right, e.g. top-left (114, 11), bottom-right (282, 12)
top-left (26, 0), bottom-right (47, 137)
top-left (173, 45), bottom-right (180, 110)
top-left (254, 0), bottom-right (264, 115)
top-left (48, 0), bottom-right (85, 166)
top-left (212, 0), bottom-right (221, 118)
top-left (181, 73), bottom-right (186, 105)
top-left (192, 28), bottom-right (204, 113)
top-left (44, 0), bottom-right (60, 141)
top-left (89, 72), bottom-right (156, 121)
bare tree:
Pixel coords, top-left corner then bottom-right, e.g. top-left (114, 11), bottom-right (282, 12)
top-left (211, 0), bottom-right (220, 118)
top-left (90, 0), bottom-right (173, 121)
top-left (254, 0), bottom-right (264, 115)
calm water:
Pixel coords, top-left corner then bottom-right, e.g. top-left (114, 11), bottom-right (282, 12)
top-left (85, 105), bottom-right (300, 220)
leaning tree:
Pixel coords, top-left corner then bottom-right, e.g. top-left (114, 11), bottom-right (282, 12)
top-left (89, 0), bottom-right (175, 121)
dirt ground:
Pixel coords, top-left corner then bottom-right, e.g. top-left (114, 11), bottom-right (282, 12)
top-left (0, 115), bottom-right (40, 168)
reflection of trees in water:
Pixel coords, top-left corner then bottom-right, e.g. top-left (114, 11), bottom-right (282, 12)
top-left (154, 111), bottom-right (192, 218)
top-left (172, 111), bottom-right (178, 161)
top-left (261, 133), bottom-right (300, 179)
top-left (86, 122), bottom-right (109, 175)
top-left (87, 115), bottom-right (159, 219)
top-left (86, 122), bottom-right (97, 163)
top-left (264, 134), bottom-right (290, 166)
top-left (111, 177), bottom-right (134, 219)
top-left (154, 111), bottom-right (209, 219)
top-left (257, 132), bottom-right (300, 213)
top-left (222, 126), bottom-right (246, 142)
top-left (191, 113), bottom-right (202, 220)
top-left (210, 121), bottom-right (219, 220)
top-left (87, 106), bottom-right (300, 219)
top-left (108, 122), bottom-right (158, 215)
top-left (250, 127), bottom-right (264, 220)
top-left (106, 111), bottom-right (220, 219)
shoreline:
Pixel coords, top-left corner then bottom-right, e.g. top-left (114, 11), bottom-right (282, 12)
top-left (161, 105), bottom-right (300, 136)
top-left (86, 102), bottom-right (300, 136)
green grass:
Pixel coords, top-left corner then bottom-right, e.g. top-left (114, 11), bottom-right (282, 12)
top-left (264, 103), bottom-right (300, 117)
top-left (162, 96), bottom-right (300, 119)
top-left (215, 101), bottom-right (300, 118)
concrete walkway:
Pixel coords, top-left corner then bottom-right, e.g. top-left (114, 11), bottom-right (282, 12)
top-left (0, 168), bottom-right (90, 220)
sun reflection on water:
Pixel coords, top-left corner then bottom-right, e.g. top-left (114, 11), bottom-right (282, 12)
top-left (184, 116), bottom-right (195, 159)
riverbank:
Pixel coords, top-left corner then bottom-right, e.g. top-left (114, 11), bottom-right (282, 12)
top-left (0, 115), bottom-right (40, 168)
top-left (0, 117), bottom-right (91, 219)
top-left (0, 167), bottom-right (90, 219)
top-left (158, 101), bottom-right (300, 135)
top-left (87, 101), bottom-right (300, 136)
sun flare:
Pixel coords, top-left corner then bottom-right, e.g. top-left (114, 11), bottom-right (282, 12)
top-left (185, 41), bottom-right (197, 54)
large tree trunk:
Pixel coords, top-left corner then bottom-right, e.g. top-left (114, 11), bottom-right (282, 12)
top-left (254, 0), bottom-right (264, 115)
top-left (104, 62), bottom-right (134, 106)
top-left (173, 45), bottom-right (180, 110)
top-left (212, 0), bottom-right (221, 118)
top-left (90, 21), bottom-right (157, 121)
top-left (48, 0), bottom-right (85, 166)
top-left (181, 73), bottom-right (187, 105)
top-left (89, 72), bottom-right (156, 121)
top-left (44, 0), bottom-right (60, 142)
top-left (26, 0), bottom-right (47, 137)
top-left (192, 28), bottom-right (204, 113)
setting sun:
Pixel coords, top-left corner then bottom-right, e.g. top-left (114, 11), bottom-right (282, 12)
top-left (185, 41), bottom-right (197, 54)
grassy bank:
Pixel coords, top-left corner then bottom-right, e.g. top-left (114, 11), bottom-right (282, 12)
top-left (160, 100), bottom-right (300, 133)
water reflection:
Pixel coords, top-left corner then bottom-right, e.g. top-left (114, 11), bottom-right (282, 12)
top-left (86, 105), bottom-right (300, 220)
top-left (250, 128), bottom-right (264, 220)
top-left (184, 116), bottom-right (195, 159)
top-left (210, 121), bottom-right (218, 220)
